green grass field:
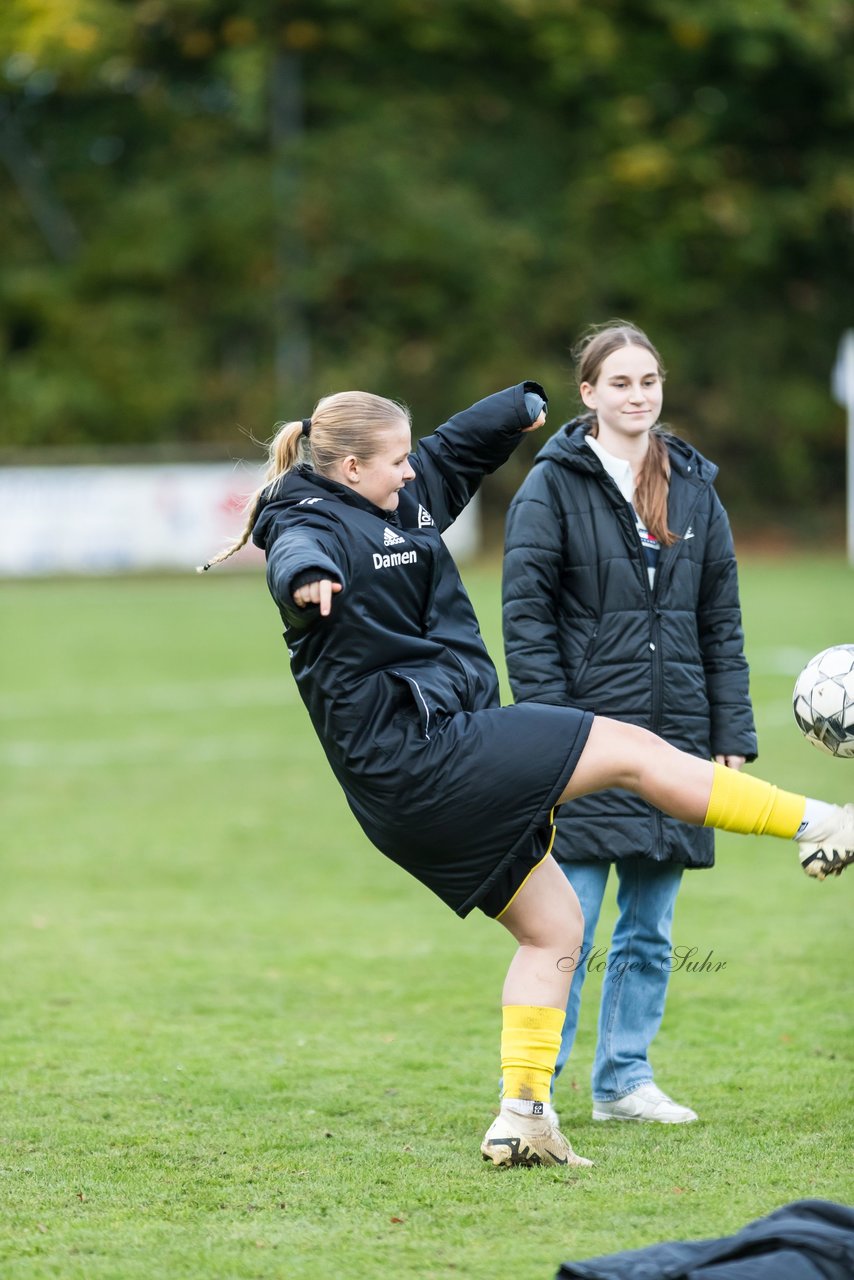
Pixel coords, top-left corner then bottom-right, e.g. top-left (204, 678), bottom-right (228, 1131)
top-left (2, 556), bottom-right (852, 1279)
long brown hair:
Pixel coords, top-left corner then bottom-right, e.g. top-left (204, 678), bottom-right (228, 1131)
top-left (199, 391), bottom-right (411, 570)
top-left (573, 321), bottom-right (677, 547)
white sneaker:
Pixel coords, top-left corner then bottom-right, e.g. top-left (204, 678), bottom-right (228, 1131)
top-left (481, 1106), bottom-right (592, 1167)
top-left (797, 802), bottom-right (854, 880)
top-left (592, 1083), bottom-right (698, 1124)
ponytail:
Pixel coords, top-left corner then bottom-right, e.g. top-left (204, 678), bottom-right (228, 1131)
top-left (585, 417), bottom-right (677, 546)
top-left (198, 391), bottom-right (410, 572)
top-left (634, 430), bottom-right (677, 547)
top-left (197, 419), bottom-right (305, 572)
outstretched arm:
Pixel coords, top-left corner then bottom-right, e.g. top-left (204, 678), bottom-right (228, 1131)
top-left (412, 382), bottom-right (548, 530)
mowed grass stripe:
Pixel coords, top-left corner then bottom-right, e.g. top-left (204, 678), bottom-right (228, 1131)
top-left (1, 734), bottom-right (288, 769)
top-left (0, 677), bottom-right (295, 721)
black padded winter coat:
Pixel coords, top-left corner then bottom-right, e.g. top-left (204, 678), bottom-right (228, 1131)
top-left (502, 418), bottom-right (757, 868)
top-left (250, 385), bottom-right (594, 917)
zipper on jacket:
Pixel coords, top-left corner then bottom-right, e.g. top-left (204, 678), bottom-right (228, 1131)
top-left (647, 483), bottom-right (704, 847)
top-left (643, 482), bottom-right (706, 856)
top-left (650, 605), bottom-right (664, 852)
top-left (392, 671), bottom-right (431, 741)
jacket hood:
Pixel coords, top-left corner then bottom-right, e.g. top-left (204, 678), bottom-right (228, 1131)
top-left (251, 465), bottom-right (394, 552)
top-left (534, 416), bottom-right (718, 485)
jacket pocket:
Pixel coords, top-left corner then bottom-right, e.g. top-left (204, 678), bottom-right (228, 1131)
top-left (568, 625), bottom-right (600, 697)
top-left (388, 665), bottom-right (467, 743)
top-left (391, 671), bottom-right (434, 740)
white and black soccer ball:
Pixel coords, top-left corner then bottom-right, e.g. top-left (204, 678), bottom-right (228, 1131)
top-left (792, 644), bottom-right (854, 759)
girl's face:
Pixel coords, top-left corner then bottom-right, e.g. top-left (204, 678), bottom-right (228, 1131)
top-left (340, 418), bottom-right (416, 511)
top-left (580, 344), bottom-right (663, 443)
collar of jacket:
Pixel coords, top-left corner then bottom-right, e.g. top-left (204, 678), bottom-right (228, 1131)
top-left (291, 466), bottom-right (403, 523)
top-left (534, 417), bottom-right (718, 486)
top-left (252, 464), bottom-right (405, 546)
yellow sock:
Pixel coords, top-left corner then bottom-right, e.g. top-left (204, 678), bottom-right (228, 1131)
top-left (501, 1005), bottom-right (564, 1104)
top-left (704, 763), bottom-right (806, 838)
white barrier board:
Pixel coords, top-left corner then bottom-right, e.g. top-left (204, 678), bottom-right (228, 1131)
top-left (0, 463), bottom-right (480, 576)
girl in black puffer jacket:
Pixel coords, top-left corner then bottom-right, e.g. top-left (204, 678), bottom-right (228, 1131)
top-left (503, 321), bottom-right (756, 1125)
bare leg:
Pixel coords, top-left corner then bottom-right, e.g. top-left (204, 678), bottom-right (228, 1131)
top-left (558, 717), bottom-right (854, 878)
top-left (480, 855), bottom-right (592, 1167)
top-left (497, 854), bottom-right (583, 1008)
top-left (560, 717), bottom-right (713, 819)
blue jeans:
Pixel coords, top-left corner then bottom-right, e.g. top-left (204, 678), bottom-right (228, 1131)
top-left (554, 858), bottom-right (684, 1102)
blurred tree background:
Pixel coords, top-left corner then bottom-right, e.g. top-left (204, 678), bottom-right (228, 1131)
top-left (1, 0), bottom-right (852, 531)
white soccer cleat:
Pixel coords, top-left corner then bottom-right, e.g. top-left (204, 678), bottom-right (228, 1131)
top-left (797, 802), bottom-right (854, 880)
top-left (592, 1082), bottom-right (698, 1124)
top-left (481, 1105), bottom-right (592, 1168)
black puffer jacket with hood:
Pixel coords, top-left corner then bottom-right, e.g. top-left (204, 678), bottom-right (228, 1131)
top-left (503, 417), bottom-right (757, 868)
top-left (249, 384), bottom-right (597, 918)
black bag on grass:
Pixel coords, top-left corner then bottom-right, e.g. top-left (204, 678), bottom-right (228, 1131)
top-left (555, 1199), bottom-right (854, 1280)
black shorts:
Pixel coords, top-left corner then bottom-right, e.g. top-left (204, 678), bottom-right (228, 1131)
top-left (344, 703), bottom-right (594, 918)
top-left (477, 809), bottom-right (558, 918)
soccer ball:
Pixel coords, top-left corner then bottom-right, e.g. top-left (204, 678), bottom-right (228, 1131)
top-left (792, 645), bottom-right (854, 759)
